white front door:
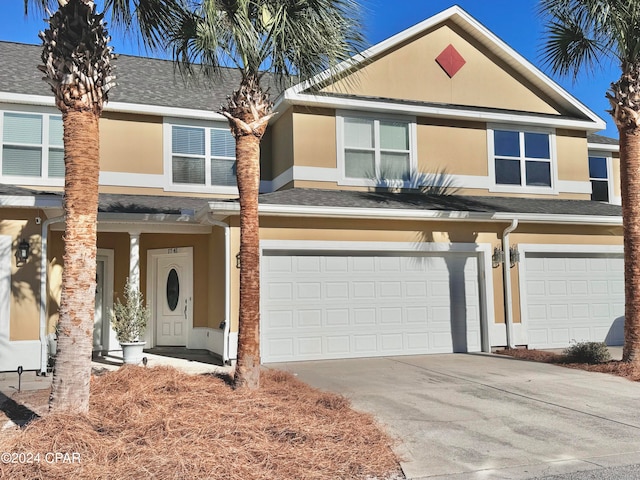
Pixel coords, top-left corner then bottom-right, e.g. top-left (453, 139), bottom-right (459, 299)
top-left (150, 248), bottom-right (193, 346)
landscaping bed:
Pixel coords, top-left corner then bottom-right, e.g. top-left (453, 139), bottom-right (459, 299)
top-left (0, 366), bottom-right (402, 480)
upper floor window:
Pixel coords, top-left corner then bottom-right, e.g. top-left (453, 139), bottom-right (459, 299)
top-left (490, 127), bottom-right (555, 192)
top-left (338, 113), bottom-right (416, 186)
top-left (169, 123), bottom-right (236, 187)
top-left (1, 111), bottom-right (64, 180)
top-left (589, 155), bottom-right (610, 202)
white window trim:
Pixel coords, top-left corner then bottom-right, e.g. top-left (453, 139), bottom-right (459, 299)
top-left (336, 110), bottom-right (418, 187)
top-left (588, 150), bottom-right (615, 204)
top-left (487, 124), bottom-right (558, 195)
top-left (0, 109), bottom-right (65, 187)
top-left (163, 117), bottom-right (239, 194)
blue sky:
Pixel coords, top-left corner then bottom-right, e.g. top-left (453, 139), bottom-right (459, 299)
top-left (1, 0), bottom-right (619, 137)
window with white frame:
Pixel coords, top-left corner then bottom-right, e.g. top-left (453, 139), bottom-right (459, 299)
top-left (589, 155), bottom-right (610, 202)
top-left (1, 111), bottom-right (64, 180)
top-left (491, 128), bottom-right (553, 189)
top-left (170, 123), bottom-right (236, 187)
top-left (341, 115), bottom-right (413, 182)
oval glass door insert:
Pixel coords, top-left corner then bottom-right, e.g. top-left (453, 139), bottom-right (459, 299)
top-left (166, 268), bottom-right (180, 311)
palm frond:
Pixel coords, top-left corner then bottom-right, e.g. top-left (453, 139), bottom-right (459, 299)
top-left (166, 0), bottom-right (364, 90)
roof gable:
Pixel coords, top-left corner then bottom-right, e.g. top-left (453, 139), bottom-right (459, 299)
top-left (283, 6), bottom-right (604, 129)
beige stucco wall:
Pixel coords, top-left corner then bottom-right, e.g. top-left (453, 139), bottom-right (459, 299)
top-left (557, 129), bottom-right (589, 182)
top-left (324, 21), bottom-right (563, 115)
top-left (293, 107), bottom-right (337, 169)
top-left (208, 228), bottom-right (227, 329)
top-left (270, 108), bottom-right (295, 178)
top-left (613, 152), bottom-right (621, 199)
top-left (1, 211), bottom-right (42, 341)
top-left (100, 112), bottom-right (163, 174)
top-left (417, 118), bottom-right (487, 177)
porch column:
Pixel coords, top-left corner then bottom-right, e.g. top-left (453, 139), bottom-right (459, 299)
top-left (129, 232), bottom-right (140, 291)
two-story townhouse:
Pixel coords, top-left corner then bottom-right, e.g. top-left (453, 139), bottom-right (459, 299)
top-left (0, 6), bottom-right (624, 373)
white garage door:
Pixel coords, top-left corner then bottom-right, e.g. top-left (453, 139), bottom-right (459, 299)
top-left (261, 251), bottom-right (482, 363)
top-left (524, 252), bottom-right (624, 349)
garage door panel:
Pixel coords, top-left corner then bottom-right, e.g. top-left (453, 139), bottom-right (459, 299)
top-left (262, 251), bottom-right (482, 362)
top-left (525, 252), bottom-right (624, 349)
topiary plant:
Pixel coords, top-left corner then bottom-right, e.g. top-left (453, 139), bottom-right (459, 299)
top-left (562, 341), bottom-right (611, 364)
top-left (111, 278), bottom-right (150, 344)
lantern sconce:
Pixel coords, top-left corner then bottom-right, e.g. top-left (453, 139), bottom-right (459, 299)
top-left (236, 253), bottom-right (241, 269)
top-left (16, 239), bottom-right (30, 265)
top-left (509, 245), bottom-right (520, 268)
top-left (491, 247), bottom-right (504, 268)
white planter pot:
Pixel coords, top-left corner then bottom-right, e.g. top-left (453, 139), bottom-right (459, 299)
top-left (120, 341), bottom-right (146, 365)
top-left (47, 334), bottom-right (57, 357)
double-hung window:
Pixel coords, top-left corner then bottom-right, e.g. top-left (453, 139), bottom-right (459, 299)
top-left (170, 123), bottom-right (236, 188)
top-left (588, 155), bottom-right (610, 202)
top-left (491, 127), bottom-right (554, 191)
top-left (340, 114), bottom-right (414, 184)
top-left (1, 111), bottom-right (64, 181)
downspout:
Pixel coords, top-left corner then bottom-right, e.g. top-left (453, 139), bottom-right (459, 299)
top-left (202, 214), bottom-right (231, 365)
top-left (502, 219), bottom-right (519, 349)
top-left (39, 215), bottom-right (65, 374)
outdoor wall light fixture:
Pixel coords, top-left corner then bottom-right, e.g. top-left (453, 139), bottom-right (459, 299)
top-left (17, 239), bottom-right (30, 264)
top-left (491, 247), bottom-right (504, 268)
top-left (236, 253), bottom-right (241, 269)
top-left (509, 246), bottom-right (520, 268)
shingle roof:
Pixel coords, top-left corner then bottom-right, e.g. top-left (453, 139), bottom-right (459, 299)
top-left (98, 193), bottom-right (206, 214)
top-left (588, 133), bottom-right (619, 145)
top-left (0, 185), bottom-right (622, 220)
top-left (252, 188), bottom-right (622, 218)
top-left (0, 41), bottom-right (284, 111)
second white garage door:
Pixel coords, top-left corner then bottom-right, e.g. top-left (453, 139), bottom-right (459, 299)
top-left (261, 251), bottom-right (482, 363)
top-left (523, 252), bottom-right (624, 349)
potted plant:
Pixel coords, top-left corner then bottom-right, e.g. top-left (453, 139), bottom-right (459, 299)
top-left (111, 278), bottom-right (150, 365)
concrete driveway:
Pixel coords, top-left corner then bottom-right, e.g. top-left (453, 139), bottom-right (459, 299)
top-left (271, 353), bottom-right (640, 480)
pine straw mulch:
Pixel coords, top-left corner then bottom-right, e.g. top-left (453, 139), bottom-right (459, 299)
top-left (496, 348), bottom-right (640, 381)
top-left (0, 366), bottom-right (403, 480)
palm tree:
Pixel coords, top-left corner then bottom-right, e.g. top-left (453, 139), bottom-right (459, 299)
top-left (25, 0), bottom-right (178, 413)
top-left (169, 0), bottom-right (363, 388)
top-left (539, 0), bottom-right (640, 364)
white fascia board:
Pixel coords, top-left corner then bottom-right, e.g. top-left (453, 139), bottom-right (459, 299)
top-left (105, 102), bottom-right (226, 121)
top-left (280, 6), bottom-right (605, 129)
top-left (208, 200), bottom-right (622, 226)
top-left (0, 92), bottom-right (55, 107)
top-left (285, 92), bottom-right (604, 131)
top-left (588, 142), bottom-right (619, 153)
top-left (0, 195), bottom-right (62, 208)
top-left (208, 201), bottom-right (496, 222)
top-left (492, 211), bottom-right (622, 225)
top-left (0, 92), bottom-right (224, 121)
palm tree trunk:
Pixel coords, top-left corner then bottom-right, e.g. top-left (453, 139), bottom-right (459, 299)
top-left (621, 126), bottom-right (640, 365)
top-left (50, 109), bottom-right (100, 413)
top-left (234, 129), bottom-right (262, 389)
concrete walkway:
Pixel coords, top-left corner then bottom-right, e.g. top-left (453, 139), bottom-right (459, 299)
top-left (273, 353), bottom-right (640, 480)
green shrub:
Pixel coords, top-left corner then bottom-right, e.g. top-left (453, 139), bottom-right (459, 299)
top-left (562, 341), bottom-right (611, 364)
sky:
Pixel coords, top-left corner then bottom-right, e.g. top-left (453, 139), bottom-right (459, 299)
top-left (0, 0), bottom-right (619, 137)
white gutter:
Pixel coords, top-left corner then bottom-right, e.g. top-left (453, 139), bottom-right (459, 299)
top-left (201, 214), bottom-right (232, 365)
top-left (281, 91), bottom-right (605, 132)
top-left (502, 219), bottom-right (519, 349)
top-left (39, 215), bottom-right (65, 374)
top-left (208, 202), bottom-right (623, 226)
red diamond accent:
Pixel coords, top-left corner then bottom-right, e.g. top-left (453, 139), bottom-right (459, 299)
top-left (436, 44), bottom-right (466, 78)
